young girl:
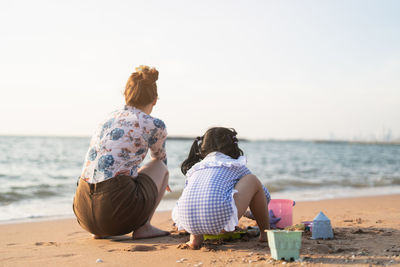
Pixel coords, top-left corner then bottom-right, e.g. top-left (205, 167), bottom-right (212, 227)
top-left (172, 127), bottom-right (271, 248)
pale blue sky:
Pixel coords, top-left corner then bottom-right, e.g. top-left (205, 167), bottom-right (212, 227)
top-left (1, 0), bottom-right (399, 140)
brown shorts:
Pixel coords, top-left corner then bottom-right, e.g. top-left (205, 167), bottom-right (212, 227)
top-left (73, 174), bottom-right (158, 236)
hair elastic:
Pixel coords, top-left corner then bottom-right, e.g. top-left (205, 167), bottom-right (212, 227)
top-left (232, 136), bottom-right (238, 144)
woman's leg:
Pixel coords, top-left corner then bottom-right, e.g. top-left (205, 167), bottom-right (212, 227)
top-left (132, 159), bottom-right (170, 239)
top-left (233, 174), bottom-right (270, 241)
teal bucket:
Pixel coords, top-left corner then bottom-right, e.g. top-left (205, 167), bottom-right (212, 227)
top-left (266, 230), bottom-right (302, 261)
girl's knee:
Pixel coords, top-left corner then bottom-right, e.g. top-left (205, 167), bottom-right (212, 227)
top-left (238, 174), bottom-right (262, 187)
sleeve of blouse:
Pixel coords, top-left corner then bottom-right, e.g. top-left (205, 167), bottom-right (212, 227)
top-left (149, 119), bottom-right (168, 165)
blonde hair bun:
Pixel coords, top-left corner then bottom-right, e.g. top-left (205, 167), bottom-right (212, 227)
top-left (124, 65), bottom-right (159, 107)
top-left (135, 65), bottom-right (158, 84)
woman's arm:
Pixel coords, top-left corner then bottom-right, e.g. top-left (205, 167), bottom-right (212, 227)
top-left (148, 119), bottom-right (168, 164)
top-left (150, 138), bottom-right (167, 164)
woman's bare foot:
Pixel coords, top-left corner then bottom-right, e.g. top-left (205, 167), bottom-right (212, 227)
top-left (186, 234), bottom-right (203, 249)
top-left (92, 234), bottom-right (109, 239)
top-left (132, 222), bottom-right (170, 239)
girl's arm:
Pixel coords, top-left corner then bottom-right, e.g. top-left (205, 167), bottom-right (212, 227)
top-left (263, 185), bottom-right (271, 204)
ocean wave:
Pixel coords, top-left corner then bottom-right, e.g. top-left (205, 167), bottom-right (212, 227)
top-left (264, 176), bottom-right (400, 192)
top-left (0, 184), bottom-right (67, 204)
top-left (0, 192), bottom-right (29, 204)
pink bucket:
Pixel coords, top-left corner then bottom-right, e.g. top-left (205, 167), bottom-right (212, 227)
top-left (268, 199), bottom-right (295, 229)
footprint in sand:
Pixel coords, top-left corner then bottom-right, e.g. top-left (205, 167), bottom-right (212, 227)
top-left (35, 242), bottom-right (58, 246)
top-left (176, 243), bottom-right (219, 251)
top-left (177, 243), bottom-right (193, 250)
top-left (124, 245), bottom-right (158, 252)
top-left (200, 244), bottom-right (219, 252)
top-left (55, 254), bottom-right (76, 258)
top-left (381, 232), bottom-right (393, 236)
top-left (107, 244), bottom-right (168, 252)
top-left (67, 231), bottom-right (84, 236)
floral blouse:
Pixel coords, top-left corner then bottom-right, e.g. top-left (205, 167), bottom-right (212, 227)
top-left (80, 105), bottom-right (167, 184)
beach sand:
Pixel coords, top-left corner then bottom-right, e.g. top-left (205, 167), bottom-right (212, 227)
top-left (1, 195), bottom-right (400, 266)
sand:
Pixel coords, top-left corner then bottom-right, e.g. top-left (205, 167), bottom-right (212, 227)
top-left (1, 194), bottom-right (400, 267)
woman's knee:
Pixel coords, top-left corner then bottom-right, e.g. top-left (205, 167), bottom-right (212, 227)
top-left (155, 160), bottom-right (169, 179)
top-left (140, 159), bottom-right (168, 175)
top-left (139, 159), bottom-right (169, 191)
top-left (156, 159), bottom-right (169, 173)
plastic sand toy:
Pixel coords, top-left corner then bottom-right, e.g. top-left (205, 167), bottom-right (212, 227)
top-left (269, 210), bottom-right (282, 229)
top-left (312, 211), bottom-right (334, 239)
top-left (301, 221), bottom-right (313, 232)
top-left (266, 230), bottom-right (303, 261)
top-left (268, 199), bottom-right (295, 229)
top-left (284, 224), bottom-right (305, 231)
top-left (203, 231), bottom-right (246, 241)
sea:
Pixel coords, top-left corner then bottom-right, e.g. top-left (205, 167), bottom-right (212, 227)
top-left (0, 136), bottom-right (399, 223)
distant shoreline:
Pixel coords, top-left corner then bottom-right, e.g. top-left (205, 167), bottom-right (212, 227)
top-left (1, 134), bottom-right (399, 145)
top-left (313, 140), bottom-right (400, 145)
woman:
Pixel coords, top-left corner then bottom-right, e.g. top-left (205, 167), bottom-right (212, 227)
top-left (73, 65), bottom-right (170, 239)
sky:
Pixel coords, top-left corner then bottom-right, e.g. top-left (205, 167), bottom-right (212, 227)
top-left (0, 0), bottom-right (399, 140)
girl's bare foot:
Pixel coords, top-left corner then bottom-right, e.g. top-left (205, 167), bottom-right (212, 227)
top-left (186, 234), bottom-right (203, 249)
top-left (132, 222), bottom-right (170, 239)
top-left (259, 232), bottom-right (268, 242)
top-left (244, 210), bottom-right (255, 220)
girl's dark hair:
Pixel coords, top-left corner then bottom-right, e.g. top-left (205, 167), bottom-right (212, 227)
top-left (181, 127), bottom-right (243, 175)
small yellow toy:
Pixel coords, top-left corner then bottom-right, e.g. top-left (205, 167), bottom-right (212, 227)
top-left (203, 231), bottom-right (246, 241)
top-left (284, 224), bottom-right (305, 231)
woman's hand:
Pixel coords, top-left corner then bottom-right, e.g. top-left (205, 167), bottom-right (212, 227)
top-left (166, 185), bottom-right (172, 192)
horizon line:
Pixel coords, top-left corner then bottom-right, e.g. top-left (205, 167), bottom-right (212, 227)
top-left (1, 133), bottom-right (399, 144)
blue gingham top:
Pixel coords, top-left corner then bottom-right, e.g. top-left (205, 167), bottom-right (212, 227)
top-left (172, 152), bottom-right (271, 235)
